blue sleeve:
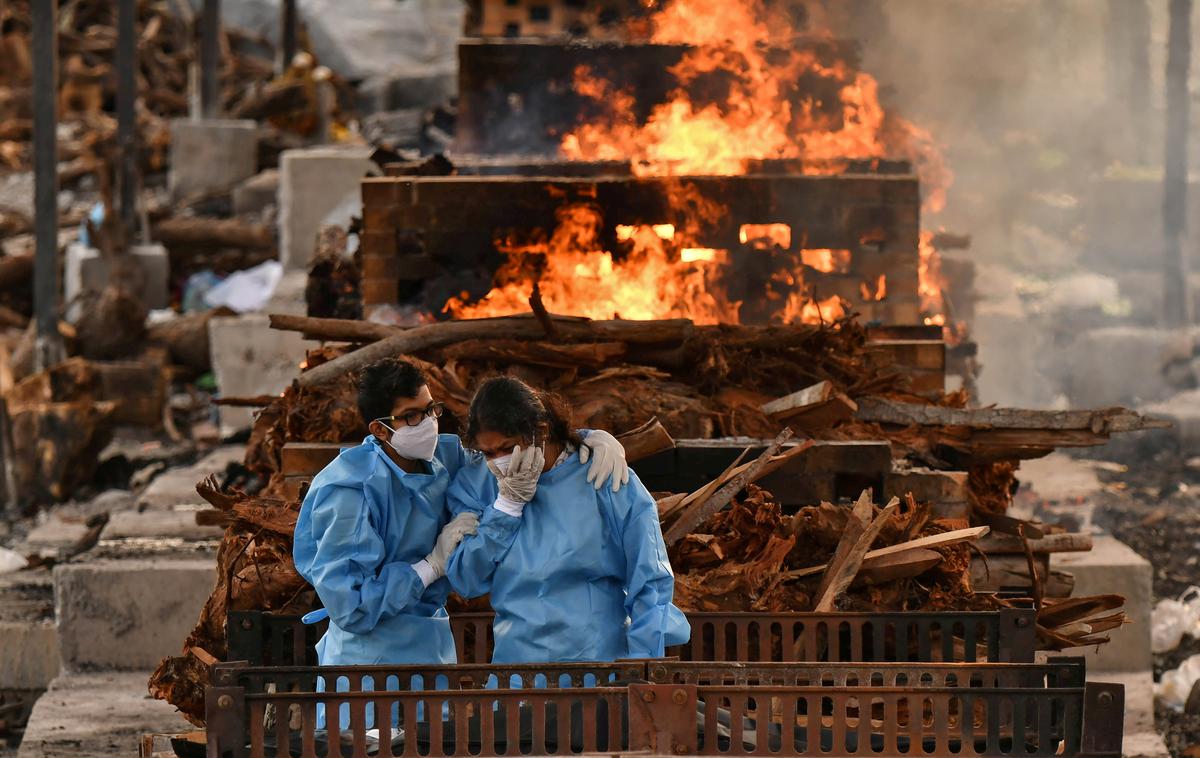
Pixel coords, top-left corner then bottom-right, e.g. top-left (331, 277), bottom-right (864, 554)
top-left (292, 483), bottom-right (425, 635)
top-left (613, 474), bottom-right (692, 657)
top-left (443, 463), bottom-right (521, 599)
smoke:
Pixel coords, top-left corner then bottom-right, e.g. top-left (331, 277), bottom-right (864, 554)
top-left (822, 0), bottom-right (1191, 410)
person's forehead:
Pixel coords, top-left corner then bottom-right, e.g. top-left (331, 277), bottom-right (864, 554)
top-left (389, 385), bottom-right (432, 413)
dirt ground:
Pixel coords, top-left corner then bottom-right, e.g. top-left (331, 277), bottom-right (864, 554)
top-left (1083, 443), bottom-right (1200, 758)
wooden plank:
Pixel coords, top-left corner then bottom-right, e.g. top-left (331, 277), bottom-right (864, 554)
top-left (854, 548), bottom-right (942, 586)
top-left (978, 533), bottom-right (1094, 555)
top-left (760, 381), bottom-right (858, 430)
top-left (856, 396), bottom-right (1170, 434)
top-left (814, 497), bottom-right (899, 611)
top-left (786, 526), bottom-right (989, 580)
top-left (280, 442), bottom-right (351, 477)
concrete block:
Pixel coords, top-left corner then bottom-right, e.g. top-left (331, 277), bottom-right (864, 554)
top-left (1052, 536), bottom-right (1152, 673)
top-left (1097, 670), bottom-right (1170, 758)
top-left (973, 298), bottom-right (1057, 408)
top-left (209, 314), bottom-right (315, 434)
top-left (0, 621), bottom-right (60, 689)
top-left (54, 558), bottom-right (214, 671)
top-left (232, 168), bottom-right (280, 216)
top-left (17, 671), bottom-right (194, 758)
top-left (1060, 326), bottom-right (1174, 408)
top-left (279, 147), bottom-right (375, 271)
top-left (64, 242), bottom-right (170, 321)
top-left (168, 118), bottom-right (259, 199)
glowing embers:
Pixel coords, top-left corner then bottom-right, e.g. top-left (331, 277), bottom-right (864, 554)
top-left (739, 223), bottom-right (792, 250)
top-left (800, 248), bottom-right (852, 274)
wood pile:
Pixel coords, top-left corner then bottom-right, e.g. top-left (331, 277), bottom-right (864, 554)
top-left (148, 310), bottom-right (1160, 725)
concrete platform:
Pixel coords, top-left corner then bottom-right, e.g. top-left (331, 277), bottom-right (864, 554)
top-left (54, 559), bottom-right (213, 671)
top-left (1053, 536), bottom-right (1153, 673)
top-left (16, 671), bottom-right (192, 758)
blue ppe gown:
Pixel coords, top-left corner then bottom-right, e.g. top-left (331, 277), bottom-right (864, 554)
top-left (292, 434), bottom-right (469, 728)
top-left (444, 447), bottom-right (691, 664)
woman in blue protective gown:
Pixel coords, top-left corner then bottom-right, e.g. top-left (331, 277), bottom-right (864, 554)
top-left (445, 377), bottom-right (691, 664)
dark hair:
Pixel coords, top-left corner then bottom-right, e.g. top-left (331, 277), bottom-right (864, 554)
top-left (357, 358), bottom-right (428, 424)
top-left (466, 376), bottom-right (582, 449)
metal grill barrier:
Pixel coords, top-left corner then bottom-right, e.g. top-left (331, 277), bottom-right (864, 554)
top-left (227, 609), bottom-right (1037, 667)
top-left (204, 658), bottom-right (1123, 757)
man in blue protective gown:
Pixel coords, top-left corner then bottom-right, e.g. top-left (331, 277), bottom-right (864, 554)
top-left (293, 359), bottom-right (632, 672)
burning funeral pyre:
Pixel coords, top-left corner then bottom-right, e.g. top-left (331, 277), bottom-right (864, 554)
top-left (149, 0), bottom-right (1160, 726)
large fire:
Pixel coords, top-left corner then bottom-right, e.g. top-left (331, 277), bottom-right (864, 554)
top-left (445, 0), bottom-right (955, 330)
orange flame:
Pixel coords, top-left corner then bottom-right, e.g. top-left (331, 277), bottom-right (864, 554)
top-left (800, 248), bottom-right (853, 274)
top-left (739, 224), bottom-right (792, 250)
top-left (559, 0), bottom-right (951, 211)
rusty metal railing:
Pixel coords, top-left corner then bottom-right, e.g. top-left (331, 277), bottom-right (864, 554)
top-left (227, 608), bottom-right (1036, 667)
top-left (204, 658), bottom-right (1122, 757)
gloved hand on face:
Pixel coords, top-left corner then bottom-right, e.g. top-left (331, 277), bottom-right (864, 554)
top-left (487, 444), bottom-right (545, 508)
top-left (578, 429), bottom-right (630, 492)
top-left (424, 511), bottom-right (478, 579)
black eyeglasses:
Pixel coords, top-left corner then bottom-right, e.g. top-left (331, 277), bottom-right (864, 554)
top-left (377, 402), bottom-right (445, 428)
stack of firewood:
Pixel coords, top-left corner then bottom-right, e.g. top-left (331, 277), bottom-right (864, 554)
top-left (145, 309), bottom-right (1159, 724)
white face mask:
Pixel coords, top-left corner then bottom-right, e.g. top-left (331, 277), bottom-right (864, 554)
top-left (489, 451), bottom-right (514, 476)
top-left (381, 415), bottom-right (438, 461)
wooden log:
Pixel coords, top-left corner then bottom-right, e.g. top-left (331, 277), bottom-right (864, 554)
top-left (268, 313), bottom-right (397, 343)
top-left (0, 252), bottom-right (34, 291)
top-left (296, 315), bottom-right (694, 388)
top-left (153, 217), bottom-right (275, 250)
top-left (616, 417), bottom-right (674, 464)
top-left (855, 396), bottom-right (1170, 434)
top-left (147, 308), bottom-right (234, 373)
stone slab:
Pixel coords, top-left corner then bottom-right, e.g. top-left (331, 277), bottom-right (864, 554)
top-left (104, 510), bottom-right (223, 541)
top-left (232, 168), bottom-right (280, 216)
top-left (279, 147), bottom-right (375, 270)
top-left (16, 671), bottom-right (193, 758)
top-left (135, 445), bottom-right (245, 510)
top-left (54, 559), bottom-right (214, 671)
top-left (168, 118), bottom-right (259, 199)
top-left (208, 313), bottom-right (316, 434)
top-left (1052, 536), bottom-right (1152, 673)
top-left (0, 620), bottom-right (59, 689)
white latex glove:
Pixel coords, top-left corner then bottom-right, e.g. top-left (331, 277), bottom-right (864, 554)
top-left (579, 429), bottom-right (630, 492)
top-left (423, 512), bottom-right (478, 579)
top-left (487, 444), bottom-right (544, 507)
